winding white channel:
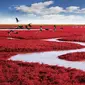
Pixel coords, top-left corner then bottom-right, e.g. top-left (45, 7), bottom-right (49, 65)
top-left (9, 38), bottom-right (85, 71)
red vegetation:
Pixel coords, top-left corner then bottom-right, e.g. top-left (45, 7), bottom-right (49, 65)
top-left (0, 25), bottom-right (85, 85)
top-left (0, 60), bottom-right (85, 85)
top-left (0, 52), bottom-right (16, 60)
top-left (0, 39), bottom-right (84, 53)
top-left (0, 24), bottom-right (77, 29)
top-left (0, 24), bottom-right (85, 29)
top-left (1, 24), bottom-right (85, 40)
top-left (0, 30), bottom-right (78, 39)
top-left (58, 52), bottom-right (85, 61)
top-left (58, 34), bottom-right (85, 42)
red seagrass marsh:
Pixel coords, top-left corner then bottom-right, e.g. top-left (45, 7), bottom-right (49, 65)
top-left (0, 24), bottom-right (85, 85)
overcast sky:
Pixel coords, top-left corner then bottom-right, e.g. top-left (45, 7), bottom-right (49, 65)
top-left (0, 0), bottom-right (85, 24)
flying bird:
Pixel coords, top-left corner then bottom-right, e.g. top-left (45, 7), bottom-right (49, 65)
top-left (15, 17), bottom-right (19, 23)
top-left (28, 23), bottom-right (32, 27)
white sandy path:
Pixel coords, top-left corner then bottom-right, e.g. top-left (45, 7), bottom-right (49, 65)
top-left (9, 38), bottom-right (85, 71)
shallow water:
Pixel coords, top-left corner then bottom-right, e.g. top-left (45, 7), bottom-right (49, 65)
top-left (9, 38), bottom-right (85, 71)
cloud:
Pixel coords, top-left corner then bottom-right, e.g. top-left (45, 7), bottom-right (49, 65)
top-left (40, 14), bottom-right (85, 24)
top-left (0, 17), bottom-right (16, 24)
top-left (15, 1), bottom-right (54, 15)
top-left (2, 0), bottom-right (85, 24)
top-left (0, 14), bottom-right (85, 24)
top-left (66, 6), bottom-right (85, 14)
top-left (66, 6), bottom-right (80, 12)
top-left (15, 0), bottom-right (65, 15)
top-left (15, 0), bottom-right (85, 15)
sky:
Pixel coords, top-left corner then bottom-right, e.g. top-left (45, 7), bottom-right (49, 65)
top-left (0, 0), bottom-right (85, 24)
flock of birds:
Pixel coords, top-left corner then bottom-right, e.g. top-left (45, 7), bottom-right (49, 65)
top-left (8, 17), bottom-right (63, 36)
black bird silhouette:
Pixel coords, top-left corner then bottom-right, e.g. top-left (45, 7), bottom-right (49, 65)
top-left (15, 18), bottom-right (19, 23)
top-left (28, 23), bottom-right (32, 27)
